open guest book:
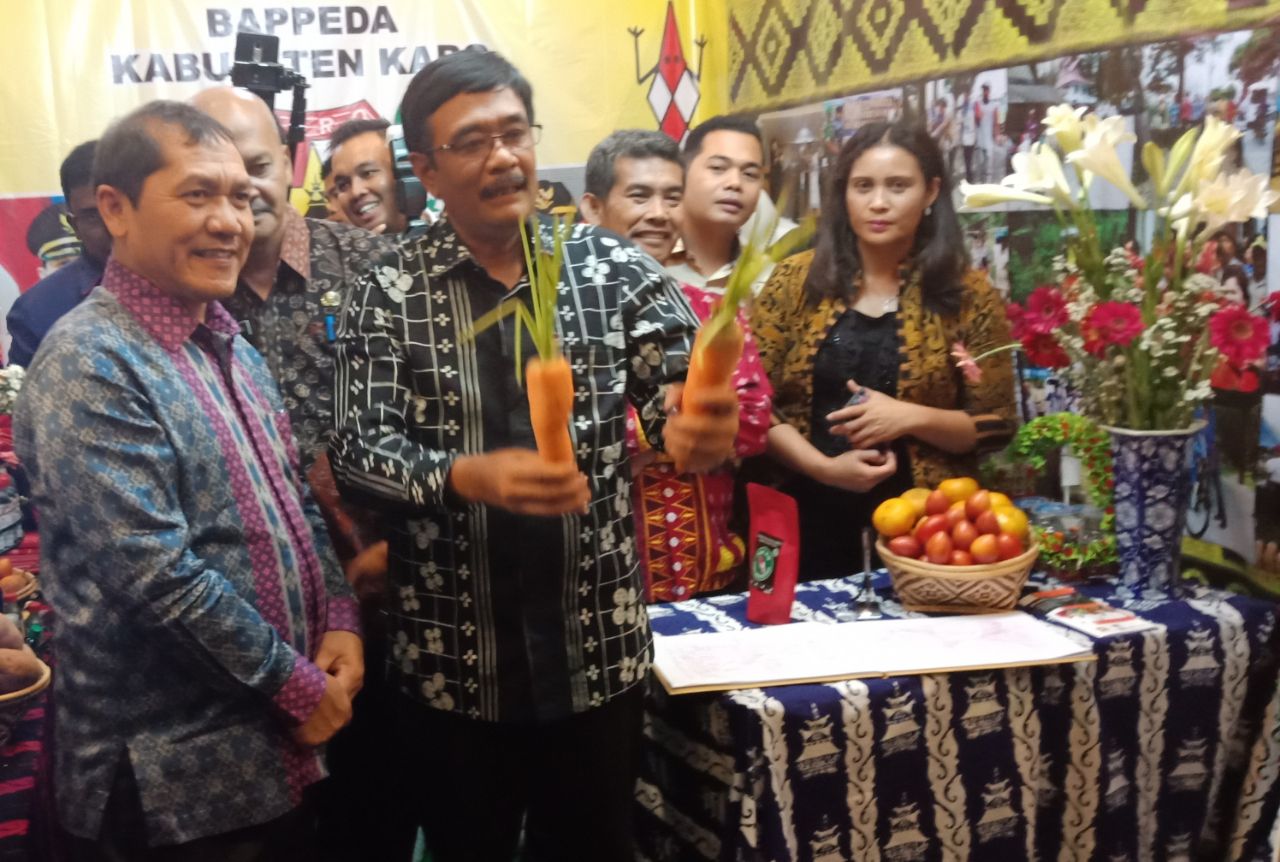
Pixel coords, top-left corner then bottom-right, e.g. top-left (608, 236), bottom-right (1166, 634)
top-left (652, 612), bottom-right (1096, 695)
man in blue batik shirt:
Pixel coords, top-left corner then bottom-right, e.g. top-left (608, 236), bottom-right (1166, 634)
top-left (15, 101), bottom-right (361, 860)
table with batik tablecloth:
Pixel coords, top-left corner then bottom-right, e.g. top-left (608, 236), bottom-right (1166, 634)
top-left (635, 574), bottom-right (1280, 862)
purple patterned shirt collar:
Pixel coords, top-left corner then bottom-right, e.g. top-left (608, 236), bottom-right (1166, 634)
top-left (102, 257), bottom-right (241, 350)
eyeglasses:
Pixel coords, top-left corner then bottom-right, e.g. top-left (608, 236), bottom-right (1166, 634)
top-left (67, 209), bottom-right (104, 228)
top-left (429, 125), bottom-right (542, 161)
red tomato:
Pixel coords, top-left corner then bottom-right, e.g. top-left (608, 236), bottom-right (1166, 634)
top-left (887, 535), bottom-right (922, 558)
top-left (945, 500), bottom-right (968, 529)
top-left (950, 519), bottom-right (978, 551)
top-left (949, 550), bottom-right (975, 566)
top-left (925, 531), bottom-right (953, 564)
top-left (965, 489), bottom-right (991, 521)
top-left (925, 489), bottom-right (950, 516)
top-left (974, 510), bottom-right (1001, 536)
top-left (915, 514), bottom-right (950, 546)
top-left (996, 532), bottom-right (1024, 561)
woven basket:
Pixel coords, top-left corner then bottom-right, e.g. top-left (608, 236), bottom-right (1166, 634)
top-left (877, 539), bottom-right (1039, 614)
top-left (0, 655), bottom-right (50, 747)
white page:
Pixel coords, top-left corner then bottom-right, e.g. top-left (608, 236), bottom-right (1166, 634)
top-left (652, 612), bottom-right (1095, 693)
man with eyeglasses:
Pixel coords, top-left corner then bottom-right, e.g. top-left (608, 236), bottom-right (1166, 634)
top-left (329, 48), bottom-right (739, 862)
top-left (8, 140), bottom-right (113, 367)
top-left (326, 118), bottom-right (407, 235)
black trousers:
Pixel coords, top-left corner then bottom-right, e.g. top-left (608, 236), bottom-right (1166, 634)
top-left (314, 611), bottom-right (418, 861)
top-left (392, 684), bottom-right (645, 862)
top-left (67, 760), bottom-right (316, 862)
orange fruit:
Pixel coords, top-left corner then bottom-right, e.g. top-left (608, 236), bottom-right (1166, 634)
top-left (993, 506), bottom-right (1029, 539)
top-left (900, 488), bottom-right (931, 518)
top-left (988, 492), bottom-right (1014, 510)
top-left (970, 533), bottom-right (1000, 564)
top-left (938, 477), bottom-right (979, 504)
top-left (872, 498), bottom-right (917, 538)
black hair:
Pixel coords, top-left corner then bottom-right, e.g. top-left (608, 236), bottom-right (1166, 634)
top-left (59, 140), bottom-right (97, 202)
top-left (1249, 243), bottom-right (1267, 282)
top-left (682, 115), bottom-right (763, 162)
top-left (329, 118), bottom-right (390, 156)
top-left (584, 130), bottom-right (682, 199)
top-left (321, 156), bottom-right (333, 181)
top-left (399, 48), bottom-right (534, 161)
top-left (1220, 263), bottom-right (1251, 305)
top-left (802, 121), bottom-right (967, 316)
top-left (94, 101), bottom-right (234, 207)
top-left (1211, 228), bottom-right (1242, 266)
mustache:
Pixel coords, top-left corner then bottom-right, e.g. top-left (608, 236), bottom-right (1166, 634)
top-left (480, 173), bottom-right (528, 200)
top-left (250, 198), bottom-right (275, 216)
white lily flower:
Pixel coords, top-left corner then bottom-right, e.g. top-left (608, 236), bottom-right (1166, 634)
top-left (1004, 143), bottom-right (1073, 206)
top-left (1192, 169), bottom-right (1278, 235)
top-left (958, 181), bottom-right (1053, 208)
top-left (1065, 119), bottom-right (1146, 209)
top-left (1180, 115), bottom-right (1241, 194)
top-left (1043, 104), bottom-right (1087, 154)
top-left (1162, 192), bottom-right (1194, 240)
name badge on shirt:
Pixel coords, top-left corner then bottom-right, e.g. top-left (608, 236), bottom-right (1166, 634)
top-left (320, 290), bottom-right (341, 343)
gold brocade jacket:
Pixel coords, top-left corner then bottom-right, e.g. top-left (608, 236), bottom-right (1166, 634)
top-left (750, 249), bottom-right (1017, 489)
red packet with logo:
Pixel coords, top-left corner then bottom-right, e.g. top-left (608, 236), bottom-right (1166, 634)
top-left (746, 483), bottom-right (799, 625)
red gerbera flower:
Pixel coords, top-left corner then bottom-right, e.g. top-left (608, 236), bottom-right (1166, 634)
top-left (1081, 302), bottom-right (1144, 358)
top-left (1021, 332), bottom-right (1070, 369)
top-left (1023, 286), bottom-right (1069, 335)
top-left (1006, 303), bottom-right (1027, 340)
top-left (1267, 292), bottom-right (1280, 324)
top-left (1209, 305), bottom-right (1269, 367)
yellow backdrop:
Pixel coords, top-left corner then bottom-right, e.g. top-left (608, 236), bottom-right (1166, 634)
top-left (0, 0), bottom-right (728, 196)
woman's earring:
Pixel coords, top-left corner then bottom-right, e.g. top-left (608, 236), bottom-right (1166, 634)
top-left (925, 205), bottom-right (933, 216)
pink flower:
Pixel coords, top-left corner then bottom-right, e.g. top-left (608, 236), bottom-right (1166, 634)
top-left (951, 342), bottom-right (982, 382)
top-left (1021, 332), bottom-right (1070, 369)
top-left (1081, 302), bottom-right (1144, 357)
top-left (1209, 305), bottom-right (1270, 366)
top-left (1023, 286), bottom-right (1069, 335)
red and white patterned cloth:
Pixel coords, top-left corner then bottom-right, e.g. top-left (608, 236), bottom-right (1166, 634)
top-left (626, 285), bottom-right (773, 602)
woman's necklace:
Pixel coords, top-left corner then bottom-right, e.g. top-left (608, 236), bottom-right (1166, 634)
top-left (855, 265), bottom-right (906, 315)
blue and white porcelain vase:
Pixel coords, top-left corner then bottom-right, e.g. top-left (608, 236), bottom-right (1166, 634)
top-left (1104, 423), bottom-right (1203, 598)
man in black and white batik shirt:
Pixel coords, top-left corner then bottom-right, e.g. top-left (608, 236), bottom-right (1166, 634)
top-left (329, 49), bottom-right (739, 862)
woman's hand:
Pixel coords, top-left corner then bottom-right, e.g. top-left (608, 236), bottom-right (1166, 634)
top-left (819, 447), bottom-right (899, 493)
top-left (825, 380), bottom-right (921, 449)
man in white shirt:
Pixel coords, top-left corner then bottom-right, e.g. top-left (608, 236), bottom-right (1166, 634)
top-left (664, 116), bottom-right (766, 293)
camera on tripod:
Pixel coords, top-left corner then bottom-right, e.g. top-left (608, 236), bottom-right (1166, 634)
top-left (230, 31), bottom-right (308, 165)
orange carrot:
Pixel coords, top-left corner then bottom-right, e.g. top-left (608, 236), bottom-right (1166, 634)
top-left (683, 315), bottom-right (744, 416)
top-left (525, 354), bottom-right (576, 464)
top-left (462, 217), bottom-right (576, 465)
top-left (678, 211), bottom-right (812, 414)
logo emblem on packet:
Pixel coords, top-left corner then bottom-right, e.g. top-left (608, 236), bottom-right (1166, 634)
top-left (746, 484), bottom-right (799, 625)
top-left (752, 533), bottom-right (782, 594)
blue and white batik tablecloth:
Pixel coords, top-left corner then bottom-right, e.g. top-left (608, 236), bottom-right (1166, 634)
top-left (636, 575), bottom-right (1280, 862)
